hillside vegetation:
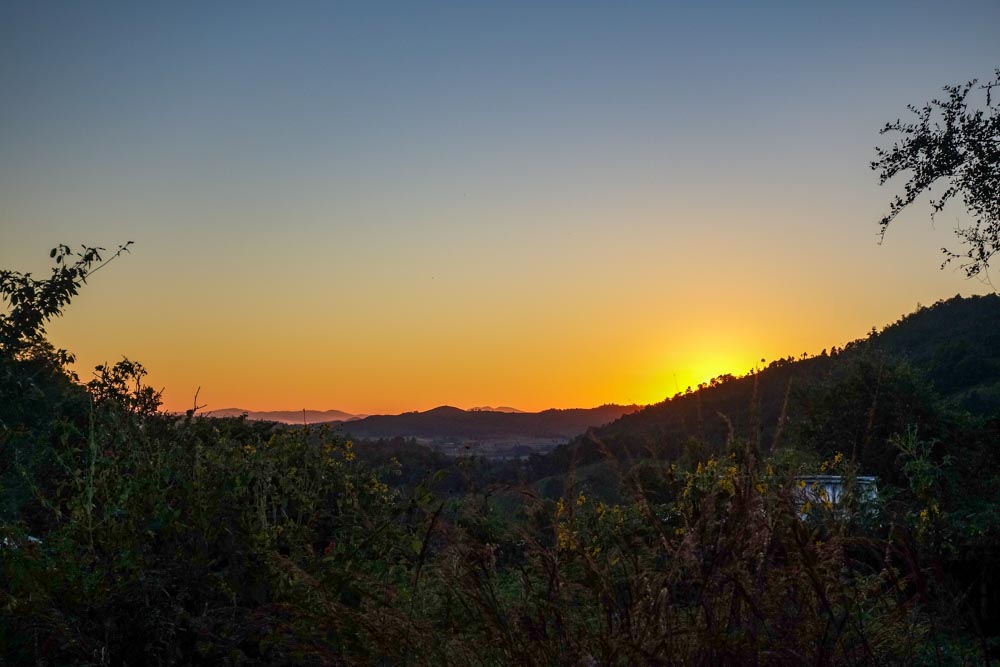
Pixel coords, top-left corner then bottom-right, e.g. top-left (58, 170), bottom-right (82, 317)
top-left (3, 248), bottom-right (1000, 664)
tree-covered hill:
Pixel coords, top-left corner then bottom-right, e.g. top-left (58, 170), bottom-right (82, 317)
top-left (870, 294), bottom-right (1000, 411)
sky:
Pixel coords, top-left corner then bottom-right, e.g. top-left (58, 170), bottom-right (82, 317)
top-left (2, 2), bottom-right (1000, 415)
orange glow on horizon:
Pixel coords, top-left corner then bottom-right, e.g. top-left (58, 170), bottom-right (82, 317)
top-left (42, 276), bottom-right (989, 418)
top-left (4, 3), bottom-right (999, 424)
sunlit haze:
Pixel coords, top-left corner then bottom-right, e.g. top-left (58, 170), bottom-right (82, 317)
top-left (3, 3), bottom-right (1000, 414)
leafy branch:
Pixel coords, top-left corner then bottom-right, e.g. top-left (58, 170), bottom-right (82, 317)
top-left (873, 69), bottom-right (1000, 277)
top-left (0, 242), bottom-right (133, 360)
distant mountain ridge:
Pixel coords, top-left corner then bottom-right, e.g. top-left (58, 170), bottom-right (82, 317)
top-left (333, 404), bottom-right (640, 442)
top-left (203, 405), bottom-right (639, 446)
top-left (207, 408), bottom-right (364, 424)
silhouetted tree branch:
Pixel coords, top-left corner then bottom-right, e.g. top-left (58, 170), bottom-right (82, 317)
top-left (0, 242), bottom-right (132, 362)
top-left (873, 69), bottom-right (1000, 277)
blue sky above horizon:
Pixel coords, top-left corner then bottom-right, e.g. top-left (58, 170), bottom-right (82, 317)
top-left (3, 2), bottom-right (1000, 413)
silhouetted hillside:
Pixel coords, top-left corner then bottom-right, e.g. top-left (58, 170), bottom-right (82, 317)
top-left (539, 294), bottom-right (1000, 478)
top-left (545, 355), bottom-right (837, 471)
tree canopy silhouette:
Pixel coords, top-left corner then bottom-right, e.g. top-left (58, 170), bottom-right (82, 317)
top-left (873, 69), bottom-right (1000, 277)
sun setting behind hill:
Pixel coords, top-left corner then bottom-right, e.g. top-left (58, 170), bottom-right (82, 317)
top-left (4, 2), bottom-right (1000, 663)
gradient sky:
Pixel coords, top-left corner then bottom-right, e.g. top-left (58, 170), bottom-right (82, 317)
top-left (3, 2), bottom-right (1000, 414)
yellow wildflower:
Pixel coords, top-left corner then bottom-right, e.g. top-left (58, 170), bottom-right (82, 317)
top-left (556, 525), bottom-right (577, 551)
